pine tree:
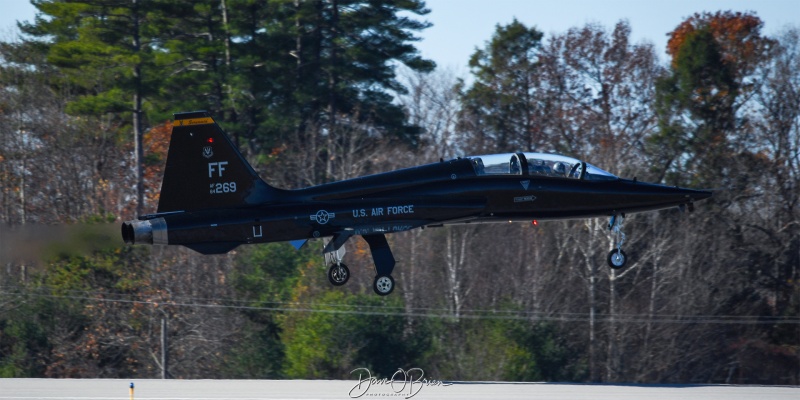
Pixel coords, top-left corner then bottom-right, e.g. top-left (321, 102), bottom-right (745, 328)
top-left (457, 19), bottom-right (543, 152)
top-left (20, 0), bottom-right (165, 215)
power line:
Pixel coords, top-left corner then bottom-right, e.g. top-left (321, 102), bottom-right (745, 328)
top-left (1, 289), bottom-right (797, 325)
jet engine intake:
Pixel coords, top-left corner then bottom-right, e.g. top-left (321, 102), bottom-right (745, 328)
top-left (121, 218), bottom-right (168, 245)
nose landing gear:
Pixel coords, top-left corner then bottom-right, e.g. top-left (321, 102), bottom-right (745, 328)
top-left (607, 214), bottom-right (627, 269)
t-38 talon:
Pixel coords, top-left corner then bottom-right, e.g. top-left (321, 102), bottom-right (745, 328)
top-left (122, 111), bottom-right (712, 295)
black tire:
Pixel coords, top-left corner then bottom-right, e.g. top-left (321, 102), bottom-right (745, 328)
top-left (372, 275), bottom-right (395, 296)
top-left (607, 249), bottom-right (627, 269)
top-left (327, 263), bottom-right (350, 286)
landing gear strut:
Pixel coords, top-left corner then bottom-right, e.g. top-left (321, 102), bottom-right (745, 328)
top-left (363, 234), bottom-right (396, 296)
top-left (607, 214), bottom-right (627, 269)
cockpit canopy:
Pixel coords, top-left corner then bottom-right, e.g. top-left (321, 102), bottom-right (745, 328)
top-left (468, 153), bottom-right (617, 181)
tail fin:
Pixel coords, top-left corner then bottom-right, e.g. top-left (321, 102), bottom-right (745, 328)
top-left (156, 111), bottom-right (281, 213)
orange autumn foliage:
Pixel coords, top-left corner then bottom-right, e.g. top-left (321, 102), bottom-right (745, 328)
top-left (143, 121), bottom-right (172, 210)
top-left (666, 11), bottom-right (769, 71)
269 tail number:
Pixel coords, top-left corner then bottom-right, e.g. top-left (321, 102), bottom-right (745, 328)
top-left (210, 182), bottom-right (237, 194)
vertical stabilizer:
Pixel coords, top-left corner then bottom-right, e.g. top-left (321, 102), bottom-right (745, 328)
top-left (156, 111), bottom-right (281, 213)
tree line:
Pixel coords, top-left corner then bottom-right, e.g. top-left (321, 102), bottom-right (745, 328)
top-left (0, 2), bottom-right (798, 384)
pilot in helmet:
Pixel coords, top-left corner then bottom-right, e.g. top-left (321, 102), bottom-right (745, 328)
top-left (553, 162), bottom-right (566, 176)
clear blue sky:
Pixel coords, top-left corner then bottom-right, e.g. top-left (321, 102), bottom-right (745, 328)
top-left (1, 0), bottom-right (797, 72)
top-left (417, 0), bottom-right (799, 71)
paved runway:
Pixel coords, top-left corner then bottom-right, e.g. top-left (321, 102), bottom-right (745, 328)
top-left (0, 379), bottom-right (797, 400)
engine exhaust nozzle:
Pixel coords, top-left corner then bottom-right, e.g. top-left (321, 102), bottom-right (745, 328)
top-left (121, 218), bottom-right (168, 245)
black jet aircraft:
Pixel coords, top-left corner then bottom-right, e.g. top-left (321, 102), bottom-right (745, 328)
top-left (122, 111), bottom-right (712, 296)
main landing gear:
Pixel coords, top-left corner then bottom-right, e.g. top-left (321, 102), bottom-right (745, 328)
top-left (607, 214), bottom-right (627, 270)
top-left (373, 275), bottom-right (395, 296)
top-left (324, 234), bottom-right (350, 286)
top-left (327, 263), bottom-right (350, 286)
top-left (322, 233), bottom-right (397, 296)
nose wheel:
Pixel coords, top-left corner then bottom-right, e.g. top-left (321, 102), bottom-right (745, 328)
top-left (607, 214), bottom-right (628, 269)
top-left (607, 249), bottom-right (627, 269)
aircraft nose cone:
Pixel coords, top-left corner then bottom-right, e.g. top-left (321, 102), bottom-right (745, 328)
top-left (662, 186), bottom-right (712, 203)
top-left (616, 180), bottom-right (713, 213)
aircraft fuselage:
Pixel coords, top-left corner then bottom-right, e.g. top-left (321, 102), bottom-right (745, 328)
top-left (130, 158), bottom-right (707, 252)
